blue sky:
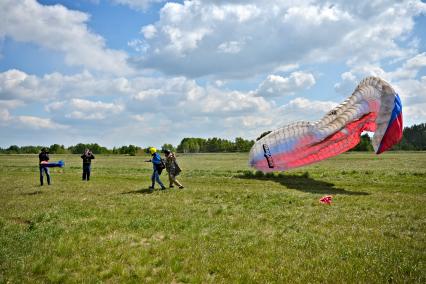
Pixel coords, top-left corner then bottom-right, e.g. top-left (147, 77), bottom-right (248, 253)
top-left (1, 0), bottom-right (425, 148)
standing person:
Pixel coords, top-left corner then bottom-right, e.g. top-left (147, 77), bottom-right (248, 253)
top-left (38, 148), bottom-right (51, 186)
top-left (164, 150), bottom-right (184, 189)
top-left (146, 147), bottom-right (166, 191)
top-left (81, 148), bottom-right (95, 181)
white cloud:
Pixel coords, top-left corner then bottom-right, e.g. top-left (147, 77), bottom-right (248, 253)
top-left (256, 72), bottom-right (316, 97)
top-left (217, 40), bottom-right (244, 54)
top-left (131, 114), bottom-right (145, 122)
top-left (278, 97), bottom-right (338, 123)
top-left (141, 24), bottom-right (157, 39)
top-left (16, 116), bottom-right (68, 129)
top-left (0, 109), bottom-right (12, 124)
top-left (127, 76), bottom-right (271, 117)
top-left (111, 0), bottom-right (165, 11)
top-left (388, 52), bottom-right (426, 80)
top-left (0, 99), bottom-right (25, 109)
top-left (0, 69), bottom-right (50, 101)
top-left (283, 4), bottom-right (351, 25)
top-left (0, 0), bottom-right (132, 75)
top-left (0, 70), bottom-right (135, 104)
top-left (47, 98), bottom-right (125, 121)
top-left (128, 39), bottom-right (149, 53)
top-left (131, 0), bottom-right (426, 78)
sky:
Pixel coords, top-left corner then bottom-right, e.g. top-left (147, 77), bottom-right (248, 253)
top-left (0, 0), bottom-right (425, 148)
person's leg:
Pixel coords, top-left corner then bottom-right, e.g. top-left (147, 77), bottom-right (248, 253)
top-left (86, 164), bottom-right (91, 181)
top-left (150, 171), bottom-right (155, 188)
top-left (168, 173), bottom-right (174, 188)
top-left (154, 171), bottom-right (165, 189)
top-left (45, 167), bottom-right (51, 185)
top-left (174, 178), bottom-right (183, 188)
top-left (82, 166), bottom-right (87, 180)
top-left (170, 174), bottom-right (183, 187)
top-left (39, 166), bottom-right (44, 186)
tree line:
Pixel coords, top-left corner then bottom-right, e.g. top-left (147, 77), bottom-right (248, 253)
top-left (0, 123), bottom-right (424, 154)
top-left (392, 123), bottom-right (426, 150)
top-left (0, 143), bottom-right (143, 155)
top-left (176, 137), bottom-right (254, 153)
top-left (0, 137), bottom-right (255, 155)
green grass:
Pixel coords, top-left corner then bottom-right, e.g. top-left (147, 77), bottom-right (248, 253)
top-left (0, 152), bottom-right (425, 283)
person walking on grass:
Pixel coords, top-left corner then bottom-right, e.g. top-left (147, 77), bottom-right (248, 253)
top-left (146, 147), bottom-right (166, 191)
top-left (81, 148), bottom-right (95, 181)
top-left (164, 149), bottom-right (184, 189)
top-left (38, 148), bottom-right (51, 186)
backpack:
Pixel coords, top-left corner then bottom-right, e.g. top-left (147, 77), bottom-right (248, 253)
top-left (159, 158), bottom-right (166, 170)
top-left (156, 158), bottom-right (166, 174)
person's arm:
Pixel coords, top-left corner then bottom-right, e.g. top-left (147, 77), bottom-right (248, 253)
top-left (91, 153), bottom-right (95, 159)
top-left (46, 153), bottom-right (50, 161)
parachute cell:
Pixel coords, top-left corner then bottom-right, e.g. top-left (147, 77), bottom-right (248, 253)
top-left (249, 77), bottom-right (403, 172)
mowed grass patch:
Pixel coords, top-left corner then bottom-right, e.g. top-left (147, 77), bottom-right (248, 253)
top-left (0, 152), bottom-right (425, 283)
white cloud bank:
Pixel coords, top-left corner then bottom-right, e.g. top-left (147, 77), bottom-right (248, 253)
top-left (256, 72), bottom-right (316, 97)
top-left (0, 0), bottom-right (132, 76)
top-left (132, 0), bottom-right (426, 78)
top-left (0, 68), bottom-right (318, 145)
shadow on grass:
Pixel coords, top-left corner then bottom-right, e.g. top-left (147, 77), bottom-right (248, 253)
top-left (121, 188), bottom-right (154, 195)
top-left (22, 190), bottom-right (43, 195)
top-left (236, 171), bottom-right (369, 195)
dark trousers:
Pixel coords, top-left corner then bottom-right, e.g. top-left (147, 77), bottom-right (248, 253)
top-left (39, 166), bottom-right (51, 186)
top-left (82, 164), bottom-right (91, 181)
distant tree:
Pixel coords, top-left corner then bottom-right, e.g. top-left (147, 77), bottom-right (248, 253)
top-left (67, 143), bottom-right (110, 154)
top-left (49, 144), bottom-right (67, 154)
top-left (19, 146), bottom-right (43, 154)
top-left (88, 143), bottom-right (110, 154)
top-left (161, 144), bottom-right (176, 153)
top-left (256, 131), bottom-right (272, 141)
top-left (127, 145), bottom-right (138, 156)
top-left (177, 137), bottom-right (254, 153)
top-left (68, 143), bottom-right (87, 154)
top-left (7, 145), bottom-right (20, 154)
top-left (177, 138), bottom-right (193, 153)
top-left (116, 145), bottom-right (140, 155)
top-left (350, 134), bottom-right (373, 151)
top-left (401, 123), bottom-right (426, 150)
top-left (235, 137), bottom-right (254, 152)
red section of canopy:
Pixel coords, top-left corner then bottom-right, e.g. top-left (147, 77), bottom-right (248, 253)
top-left (377, 113), bottom-right (403, 154)
top-left (254, 112), bottom-right (377, 171)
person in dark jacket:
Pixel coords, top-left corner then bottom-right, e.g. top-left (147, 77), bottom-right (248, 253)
top-left (38, 148), bottom-right (51, 186)
top-left (81, 148), bottom-right (95, 181)
top-left (146, 147), bottom-right (166, 191)
top-left (164, 149), bottom-right (184, 189)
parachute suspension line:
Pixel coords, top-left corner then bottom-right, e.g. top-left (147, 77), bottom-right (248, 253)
top-left (262, 144), bottom-right (274, 169)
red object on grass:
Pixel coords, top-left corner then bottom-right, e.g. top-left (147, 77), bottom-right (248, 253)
top-left (319, 195), bottom-right (333, 205)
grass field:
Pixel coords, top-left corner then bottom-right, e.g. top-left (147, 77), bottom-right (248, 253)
top-left (0, 152), bottom-right (425, 283)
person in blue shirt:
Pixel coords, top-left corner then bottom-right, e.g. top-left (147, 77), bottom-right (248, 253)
top-left (146, 147), bottom-right (166, 191)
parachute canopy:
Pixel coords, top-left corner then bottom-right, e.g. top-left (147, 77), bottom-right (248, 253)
top-left (40, 160), bottom-right (65, 168)
top-left (249, 77), bottom-right (403, 172)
